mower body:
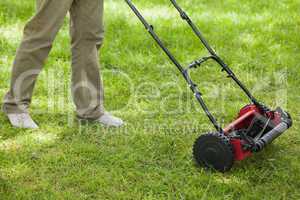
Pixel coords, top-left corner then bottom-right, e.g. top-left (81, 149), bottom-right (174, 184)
top-left (225, 105), bottom-right (292, 161)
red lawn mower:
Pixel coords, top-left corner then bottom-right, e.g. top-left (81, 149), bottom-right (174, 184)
top-left (125, 0), bottom-right (293, 172)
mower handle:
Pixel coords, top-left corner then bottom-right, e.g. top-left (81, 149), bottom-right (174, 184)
top-left (125, 0), bottom-right (264, 133)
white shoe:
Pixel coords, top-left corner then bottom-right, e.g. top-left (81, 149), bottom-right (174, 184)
top-left (96, 112), bottom-right (124, 127)
top-left (7, 113), bottom-right (39, 129)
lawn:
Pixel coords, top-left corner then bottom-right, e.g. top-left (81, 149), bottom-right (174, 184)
top-left (0, 0), bottom-right (300, 199)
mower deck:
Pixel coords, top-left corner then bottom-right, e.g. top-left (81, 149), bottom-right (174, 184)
top-left (193, 104), bottom-right (292, 172)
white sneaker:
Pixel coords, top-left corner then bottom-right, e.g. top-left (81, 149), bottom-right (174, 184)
top-left (96, 112), bottom-right (124, 127)
top-left (7, 113), bottom-right (39, 129)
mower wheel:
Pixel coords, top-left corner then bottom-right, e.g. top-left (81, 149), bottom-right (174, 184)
top-left (193, 133), bottom-right (234, 172)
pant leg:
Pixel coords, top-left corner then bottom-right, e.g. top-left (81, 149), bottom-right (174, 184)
top-left (2, 0), bottom-right (74, 114)
top-left (69, 0), bottom-right (105, 119)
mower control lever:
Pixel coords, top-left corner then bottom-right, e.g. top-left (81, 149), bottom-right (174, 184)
top-left (187, 56), bottom-right (215, 69)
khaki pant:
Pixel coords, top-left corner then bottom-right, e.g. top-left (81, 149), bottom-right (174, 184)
top-left (3, 0), bottom-right (105, 119)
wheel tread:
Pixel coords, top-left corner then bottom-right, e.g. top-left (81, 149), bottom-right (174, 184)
top-left (193, 132), bottom-right (234, 172)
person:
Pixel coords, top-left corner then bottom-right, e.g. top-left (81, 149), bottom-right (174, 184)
top-left (2, 0), bottom-right (124, 128)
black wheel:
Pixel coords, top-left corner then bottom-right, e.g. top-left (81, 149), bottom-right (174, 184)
top-left (193, 132), bottom-right (234, 172)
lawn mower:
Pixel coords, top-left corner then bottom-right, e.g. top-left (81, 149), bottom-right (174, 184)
top-left (125, 0), bottom-right (293, 172)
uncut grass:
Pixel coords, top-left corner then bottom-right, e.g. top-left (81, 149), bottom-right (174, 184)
top-left (0, 0), bottom-right (300, 199)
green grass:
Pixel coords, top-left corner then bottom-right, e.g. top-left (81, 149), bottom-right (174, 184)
top-left (1, 0), bottom-right (300, 199)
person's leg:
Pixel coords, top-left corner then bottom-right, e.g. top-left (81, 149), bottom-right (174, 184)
top-left (3, 0), bottom-right (74, 115)
top-left (69, 0), bottom-right (123, 127)
top-left (3, 0), bottom-right (74, 128)
top-left (69, 0), bottom-right (105, 119)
